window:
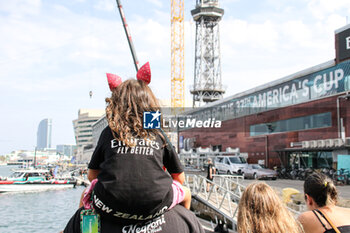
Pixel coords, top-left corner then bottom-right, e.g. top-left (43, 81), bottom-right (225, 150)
top-left (252, 164), bottom-right (262, 169)
top-left (77, 120), bottom-right (97, 124)
top-left (292, 152), bottom-right (332, 169)
top-left (250, 112), bottom-right (332, 136)
top-left (78, 139), bottom-right (89, 143)
top-left (216, 157), bottom-right (223, 163)
top-left (212, 145), bottom-right (222, 152)
top-left (11, 172), bottom-right (24, 178)
top-left (79, 130), bottom-right (92, 133)
top-left (229, 157), bottom-right (246, 164)
top-left (31, 173), bottom-right (40, 177)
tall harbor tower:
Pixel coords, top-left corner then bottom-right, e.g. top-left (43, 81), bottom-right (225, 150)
top-left (191, 0), bottom-right (225, 107)
top-left (37, 118), bottom-right (52, 150)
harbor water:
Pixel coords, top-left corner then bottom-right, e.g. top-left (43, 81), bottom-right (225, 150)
top-left (0, 165), bottom-right (85, 233)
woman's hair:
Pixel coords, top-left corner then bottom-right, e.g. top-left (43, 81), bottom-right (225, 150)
top-left (304, 172), bottom-right (338, 207)
top-left (237, 182), bottom-right (301, 233)
top-left (105, 79), bottom-right (162, 147)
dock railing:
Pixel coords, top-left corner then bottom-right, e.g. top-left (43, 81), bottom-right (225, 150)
top-left (185, 174), bottom-right (240, 228)
top-left (184, 173), bottom-right (301, 230)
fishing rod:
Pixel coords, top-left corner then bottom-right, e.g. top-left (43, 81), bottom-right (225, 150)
top-left (115, 0), bottom-right (176, 152)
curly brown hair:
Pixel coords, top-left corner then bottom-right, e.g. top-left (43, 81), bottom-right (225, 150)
top-left (105, 79), bottom-right (162, 147)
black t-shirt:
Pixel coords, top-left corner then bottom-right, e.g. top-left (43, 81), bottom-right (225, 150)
top-left (207, 164), bottom-right (214, 180)
top-left (63, 205), bottom-right (205, 233)
top-left (88, 127), bottom-right (184, 222)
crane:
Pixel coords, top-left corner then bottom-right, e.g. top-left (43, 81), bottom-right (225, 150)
top-left (171, 0), bottom-right (185, 110)
top-left (116, 0), bottom-right (185, 109)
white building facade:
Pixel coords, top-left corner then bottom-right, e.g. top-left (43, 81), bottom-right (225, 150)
top-left (72, 109), bottom-right (105, 162)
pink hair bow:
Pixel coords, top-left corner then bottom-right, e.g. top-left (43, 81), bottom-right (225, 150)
top-left (106, 62), bottom-right (151, 91)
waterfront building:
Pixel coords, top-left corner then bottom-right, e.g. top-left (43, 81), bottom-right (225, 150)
top-left (56, 144), bottom-right (76, 157)
top-left (36, 118), bottom-right (52, 150)
top-left (92, 115), bottom-right (107, 148)
top-left (17, 149), bottom-right (58, 164)
top-left (73, 109), bottom-right (104, 162)
top-left (6, 149), bottom-right (70, 165)
top-left (4, 150), bottom-right (21, 163)
top-left (179, 24), bottom-right (350, 170)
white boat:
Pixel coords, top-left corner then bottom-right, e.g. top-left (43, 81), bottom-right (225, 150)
top-left (0, 169), bottom-right (76, 193)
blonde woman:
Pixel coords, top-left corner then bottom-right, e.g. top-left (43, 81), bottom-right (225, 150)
top-left (237, 182), bottom-right (302, 233)
top-left (298, 172), bottom-right (350, 233)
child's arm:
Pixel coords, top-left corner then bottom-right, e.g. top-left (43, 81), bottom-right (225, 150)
top-left (79, 170), bottom-right (100, 208)
top-left (171, 172), bottom-right (185, 185)
top-left (171, 171), bottom-right (191, 209)
top-left (87, 169), bottom-right (100, 182)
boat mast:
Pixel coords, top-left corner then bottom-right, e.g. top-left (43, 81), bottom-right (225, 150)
top-left (34, 147), bottom-right (37, 168)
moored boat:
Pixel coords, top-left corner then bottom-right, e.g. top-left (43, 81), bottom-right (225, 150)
top-left (0, 168), bottom-right (76, 193)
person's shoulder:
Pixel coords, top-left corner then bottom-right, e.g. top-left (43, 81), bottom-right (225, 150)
top-left (172, 205), bottom-right (195, 216)
top-left (166, 205), bottom-right (205, 232)
top-left (298, 210), bottom-right (314, 222)
top-left (335, 206), bottom-right (350, 215)
top-left (153, 133), bottom-right (169, 150)
top-left (153, 133), bottom-right (165, 144)
top-left (100, 126), bottom-right (113, 137)
top-left (298, 210), bottom-right (318, 230)
top-left (102, 126), bottom-right (111, 133)
top-left (171, 205), bottom-right (202, 224)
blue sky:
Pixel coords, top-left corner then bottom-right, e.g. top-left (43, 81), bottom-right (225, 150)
top-left (0, 0), bottom-right (349, 155)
